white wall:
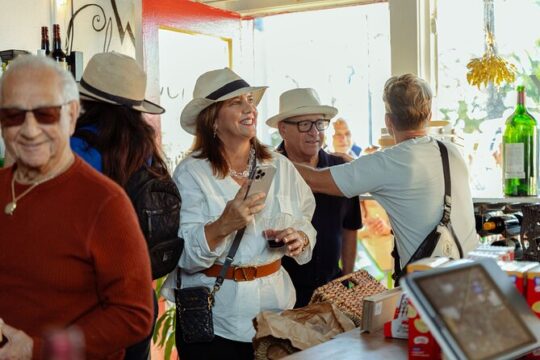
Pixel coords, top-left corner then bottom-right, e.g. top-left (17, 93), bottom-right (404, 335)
top-left (0, 0), bottom-right (141, 66)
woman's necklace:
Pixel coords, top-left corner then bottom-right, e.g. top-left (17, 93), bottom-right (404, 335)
top-left (229, 146), bottom-right (255, 179)
top-left (4, 158), bottom-right (74, 216)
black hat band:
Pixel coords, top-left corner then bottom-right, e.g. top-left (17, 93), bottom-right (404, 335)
top-left (80, 78), bottom-right (143, 107)
top-left (206, 79), bottom-right (251, 100)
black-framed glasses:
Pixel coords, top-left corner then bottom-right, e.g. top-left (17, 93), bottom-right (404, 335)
top-left (282, 119), bottom-right (330, 133)
top-left (0, 104), bottom-right (68, 127)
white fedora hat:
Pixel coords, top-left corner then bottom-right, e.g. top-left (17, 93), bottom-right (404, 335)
top-left (180, 68), bottom-right (267, 135)
top-left (78, 52), bottom-right (165, 114)
top-left (266, 88), bottom-right (338, 128)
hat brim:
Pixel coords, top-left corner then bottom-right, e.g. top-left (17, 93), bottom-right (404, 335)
top-left (78, 83), bottom-right (165, 115)
top-left (265, 105), bottom-right (338, 128)
top-left (180, 86), bottom-right (267, 135)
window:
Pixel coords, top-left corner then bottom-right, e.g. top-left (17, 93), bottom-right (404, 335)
top-left (436, 0), bottom-right (540, 195)
top-left (254, 3), bottom-right (391, 151)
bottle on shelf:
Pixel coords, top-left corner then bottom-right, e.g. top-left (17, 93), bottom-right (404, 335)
top-left (41, 26), bottom-right (50, 56)
top-left (503, 85), bottom-right (538, 196)
top-left (480, 214), bottom-right (521, 236)
top-left (51, 24), bottom-right (67, 70)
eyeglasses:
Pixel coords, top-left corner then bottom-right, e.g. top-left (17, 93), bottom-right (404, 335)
top-left (282, 119), bottom-right (330, 133)
top-left (0, 104), bottom-right (67, 127)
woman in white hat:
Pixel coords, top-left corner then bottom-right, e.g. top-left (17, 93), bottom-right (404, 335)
top-left (173, 68), bottom-right (316, 359)
top-left (70, 52), bottom-right (168, 360)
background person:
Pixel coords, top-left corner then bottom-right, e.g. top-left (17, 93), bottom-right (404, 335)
top-left (70, 52), bottom-right (169, 360)
top-left (267, 88), bottom-right (361, 307)
top-left (293, 74), bottom-right (478, 281)
top-left (167, 68), bottom-right (316, 360)
top-left (0, 55), bottom-right (153, 359)
top-left (332, 118), bottom-right (362, 158)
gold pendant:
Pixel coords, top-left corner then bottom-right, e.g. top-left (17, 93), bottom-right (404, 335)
top-left (4, 201), bottom-right (16, 215)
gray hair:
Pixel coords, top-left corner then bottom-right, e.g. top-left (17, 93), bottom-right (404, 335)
top-left (0, 55), bottom-right (79, 104)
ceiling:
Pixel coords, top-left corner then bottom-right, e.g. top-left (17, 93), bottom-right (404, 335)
top-left (192, 0), bottom-right (384, 18)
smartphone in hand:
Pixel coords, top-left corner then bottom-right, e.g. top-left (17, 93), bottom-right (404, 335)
top-left (246, 164), bottom-right (276, 198)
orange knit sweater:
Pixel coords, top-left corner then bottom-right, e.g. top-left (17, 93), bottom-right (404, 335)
top-left (0, 157), bottom-right (153, 359)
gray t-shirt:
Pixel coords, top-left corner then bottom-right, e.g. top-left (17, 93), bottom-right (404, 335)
top-left (330, 136), bottom-right (478, 265)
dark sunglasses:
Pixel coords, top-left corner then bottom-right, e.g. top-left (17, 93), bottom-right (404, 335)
top-left (0, 104), bottom-right (67, 127)
top-left (282, 119), bottom-right (330, 133)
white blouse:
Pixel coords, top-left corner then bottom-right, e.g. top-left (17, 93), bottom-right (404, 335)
top-left (163, 151), bottom-right (316, 342)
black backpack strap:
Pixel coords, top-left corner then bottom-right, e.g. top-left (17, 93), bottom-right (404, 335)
top-left (392, 140), bottom-right (458, 284)
top-left (437, 140), bottom-right (451, 226)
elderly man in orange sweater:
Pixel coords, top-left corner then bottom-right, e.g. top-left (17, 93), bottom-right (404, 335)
top-left (0, 55), bottom-right (153, 359)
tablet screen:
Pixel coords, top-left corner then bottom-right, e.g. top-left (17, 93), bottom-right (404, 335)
top-left (416, 265), bottom-right (536, 360)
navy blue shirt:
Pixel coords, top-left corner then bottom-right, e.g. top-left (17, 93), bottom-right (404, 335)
top-left (278, 143), bottom-right (362, 290)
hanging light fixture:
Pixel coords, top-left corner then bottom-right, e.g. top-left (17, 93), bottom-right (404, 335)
top-left (466, 0), bottom-right (516, 89)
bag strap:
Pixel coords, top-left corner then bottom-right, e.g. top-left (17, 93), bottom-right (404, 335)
top-left (392, 140), bottom-right (455, 284)
top-left (177, 150), bottom-right (258, 301)
top-left (436, 140), bottom-right (452, 226)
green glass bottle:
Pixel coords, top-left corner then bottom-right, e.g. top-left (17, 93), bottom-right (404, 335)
top-left (503, 85), bottom-right (537, 196)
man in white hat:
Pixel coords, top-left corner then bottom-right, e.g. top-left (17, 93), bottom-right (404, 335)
top-left (267, 88), bottom-right (361, 307)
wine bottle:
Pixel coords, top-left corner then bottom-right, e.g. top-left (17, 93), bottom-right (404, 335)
top-left (41, 26), bottom-right (50, 56)
top-left (503, 85), bottom-right (538, 196)
top-left (51, 24), bottom-right (67, 70)
top-left (481, 214), bottom-right (520, 236)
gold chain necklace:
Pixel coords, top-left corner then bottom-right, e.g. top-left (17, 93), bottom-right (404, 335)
top-left (4, 174), bottom-right (55, 216)
top-left (4, 158), bottom-right (74, 216)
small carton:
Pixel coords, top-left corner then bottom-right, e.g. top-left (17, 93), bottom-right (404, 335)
top-left (408, 300), bottom-right (442, 359)
top-left (406, 257), bottom-right (449, 359)
top-left (526, 264), bottom-right (540, 318)
top-left (383, 292), bottom-right (409, 339)
top-left (362, 287), bottom-right (403, 333)
top-left (498, 261), bottom-right (539, 296)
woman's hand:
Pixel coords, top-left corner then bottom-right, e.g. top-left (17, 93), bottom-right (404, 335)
top-left (273, 228), bottom-right (308, 257)
top-left (205, 181), bottom-right (266, 248)
top-left (0, 320), bottom-right (33, 360)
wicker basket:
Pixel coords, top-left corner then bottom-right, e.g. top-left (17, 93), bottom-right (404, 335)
top-left (254, 336), bottom-right (298, 360)
top-left (309, 270), bottom-right (386, 327)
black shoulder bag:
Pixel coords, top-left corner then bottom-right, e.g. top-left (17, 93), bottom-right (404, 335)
top-left (175, 155), bottom-right (257, 344)
top-left (392, 140), bottom-right (464, 285)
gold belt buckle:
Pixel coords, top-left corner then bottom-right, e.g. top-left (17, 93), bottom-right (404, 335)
top-left (233, 266), bottom-right (258, 281)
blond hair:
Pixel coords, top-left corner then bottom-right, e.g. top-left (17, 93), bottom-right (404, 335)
top-left (382, 74), bottom-right (432, 131)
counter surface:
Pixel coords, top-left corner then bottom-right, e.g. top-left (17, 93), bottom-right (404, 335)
top-left (283, 328), bottom-right (407, 360)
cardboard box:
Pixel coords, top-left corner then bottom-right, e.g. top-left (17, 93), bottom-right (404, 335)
top-left (362, 287), bottom-right (403, 332)
top-left (406, 257), bottom-right (450, 273)
top-left (498, 261), bottom-right (538, 295)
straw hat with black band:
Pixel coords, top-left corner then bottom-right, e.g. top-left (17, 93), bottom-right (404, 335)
top-left (180, 68), bottom-right (267, 135)
top-left (266, 88), bottom-right (337, 128)
top-left (78, 52), bottom-right (165, 115)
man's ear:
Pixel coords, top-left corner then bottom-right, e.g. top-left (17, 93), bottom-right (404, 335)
top-left (384, 114), bottom-right (394, 136)
top-left (277, 121), bottom-right (287, 138)
top-left (67, 101), bottom-right (80, 135)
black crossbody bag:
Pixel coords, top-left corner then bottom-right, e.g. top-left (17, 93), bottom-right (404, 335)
top-left (175, 156), bottom-right (257, 344)
top-left (392, 141), bottom-right (464, 285)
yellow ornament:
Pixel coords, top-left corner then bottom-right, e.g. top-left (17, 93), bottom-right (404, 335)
top-left (466, 31), bottom-right (516, 89)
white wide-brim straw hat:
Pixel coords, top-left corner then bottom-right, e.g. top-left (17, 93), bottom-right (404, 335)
top-left (266, 88), bottom-right (338, 128)
top-left (78, 52), bottom-right (165, 115)
top-left (180, 68), bottom-right (267, 135)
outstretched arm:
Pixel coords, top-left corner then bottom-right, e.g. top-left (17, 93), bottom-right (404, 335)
top-left (294, 163), bottom-right (344, 196)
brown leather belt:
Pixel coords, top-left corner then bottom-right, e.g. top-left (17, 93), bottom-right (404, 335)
top-left (202, 259), bottom-right (281, 282)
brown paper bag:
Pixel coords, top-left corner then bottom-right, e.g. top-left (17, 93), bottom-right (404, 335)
top-left (252, 302), bottom-right (356, 359)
